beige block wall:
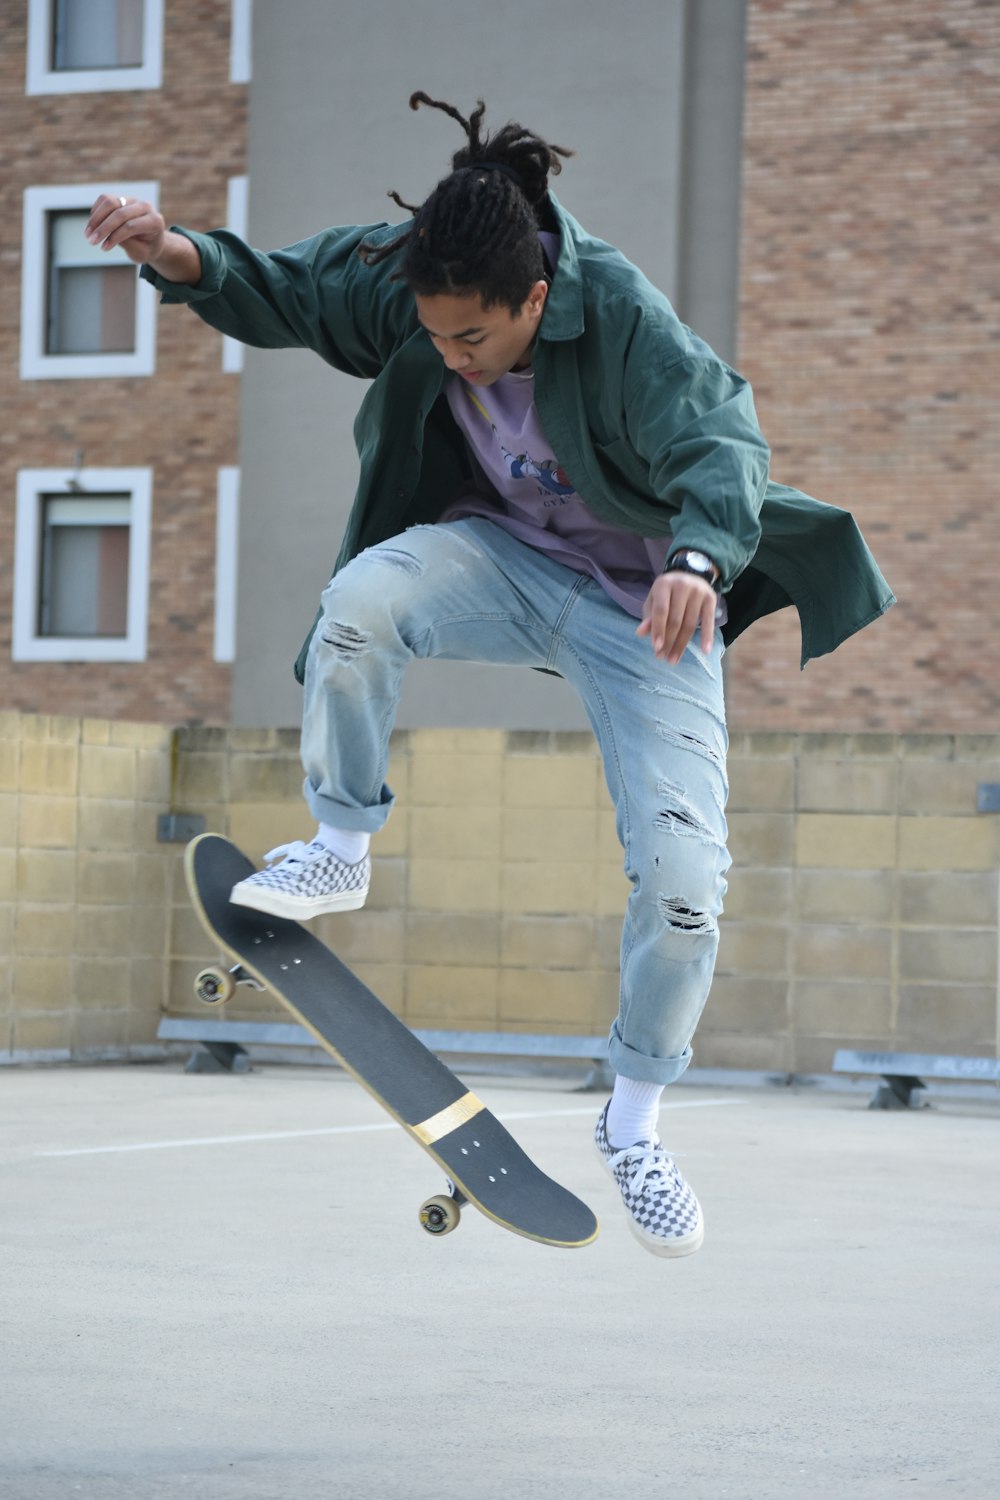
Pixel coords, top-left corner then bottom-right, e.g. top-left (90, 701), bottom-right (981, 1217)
top-left (4, 712), bottom-right (999, 1074)
top-left (1, 711), bottom-right (175, 1061)
top-left (713, 732), bottom-right (1000, 1073)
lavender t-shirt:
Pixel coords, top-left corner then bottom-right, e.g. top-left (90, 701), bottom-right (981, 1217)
top-left (441, 366), bottom-right (672, 619)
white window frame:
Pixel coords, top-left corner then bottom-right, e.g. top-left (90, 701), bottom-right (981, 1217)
top-left (214, 468), bottom-right (240, 662)
top-left (13, 467), bottom-right (152, 663)
top-left (230, 0), bottom-right (252, 84)
top-left (222, 175), bottom-right (249, 373)
top-left (21, 181), bottom-right (159, 380)
top-left (26, 0), bottom-right (164, 95)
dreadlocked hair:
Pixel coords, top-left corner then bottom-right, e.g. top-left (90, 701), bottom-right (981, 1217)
top-left (359, 92), bottom-right (573, 313)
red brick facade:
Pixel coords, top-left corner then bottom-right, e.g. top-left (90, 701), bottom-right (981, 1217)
top-left (4, 3), bottom-right (996, 737)
top-left (0, 0), bottom-right (245, 723)
top-left (732, 0), bottom-right (1000, 732)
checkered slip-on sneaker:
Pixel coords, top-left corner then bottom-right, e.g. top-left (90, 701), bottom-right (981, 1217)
top-left (594, 1101), bottom-right (704, 1258)
top-left (229, 840), bottom-right (371, 920)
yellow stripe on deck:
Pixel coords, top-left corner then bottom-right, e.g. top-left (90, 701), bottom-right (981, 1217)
top-left (412, 1092), bottom-right (486, 1146)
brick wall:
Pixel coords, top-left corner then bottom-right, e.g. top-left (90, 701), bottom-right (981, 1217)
top-left (0, 0), bottom-right (246, 723)
top-left (4, 712), bottom-right (997, 1072)
top-left (732, 0), bottom-right (1000, 732)
top-left (7, 1), bottom-right (994, 739)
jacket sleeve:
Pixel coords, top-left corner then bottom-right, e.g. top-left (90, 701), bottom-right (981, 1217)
top-left (622, 338), bottom-right (770, 590)
top-left (140, 222), bottom-right (414, 379)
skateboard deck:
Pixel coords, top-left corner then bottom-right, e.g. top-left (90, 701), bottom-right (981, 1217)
top-left (184, 834), bottom-right (599, 1249)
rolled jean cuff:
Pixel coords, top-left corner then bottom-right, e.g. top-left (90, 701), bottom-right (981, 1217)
top-left (303, 777), bottom-right (395, 833)
top-left (607, 1026), bottom-right (693, 1086)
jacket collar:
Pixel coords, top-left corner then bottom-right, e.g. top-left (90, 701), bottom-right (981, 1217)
top-left (537, 193), bottom-right (585, 343)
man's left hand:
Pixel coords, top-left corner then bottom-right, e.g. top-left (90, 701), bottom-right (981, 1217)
top-left (636, 572), bottom-right (717, 664)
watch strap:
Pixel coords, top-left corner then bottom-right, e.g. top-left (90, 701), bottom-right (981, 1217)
top-left (664, 549), bottom-right (722, 593)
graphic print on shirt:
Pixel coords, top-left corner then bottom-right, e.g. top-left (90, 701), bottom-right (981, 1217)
top-left (465, 384), bottom-right (577, 505)
top-left (501, 443), bottom-right (576, 499)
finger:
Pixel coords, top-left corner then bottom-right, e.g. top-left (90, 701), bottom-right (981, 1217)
top-left (700, 594), bottom-right (716, 654)
top-left (650, 597), bottom-right (682, 658)
top-left (665, 598), bottom-right (701, 664)
top-left (644, 582), bottom-right (676, 654)
top-left (657, 582), bottom-right (697, 659)
top-left (90, 206), bottom-right (138, 250)
top-left (660, 579), bottom-right (709, 661)
top-left (85, 193), bottom-right (126, 243)
top-left (87, 198), bottom-right (149, 250)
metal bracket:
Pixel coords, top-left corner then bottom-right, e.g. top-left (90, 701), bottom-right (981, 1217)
top-left (157, 813), bottom-right (206, 843)
top-left (185, 1040), bottom-right (250, 1074)
top-left (577, 1060), bottom-right (616, 1093)
top-left (869, 1075), bottom-right (928, 1110)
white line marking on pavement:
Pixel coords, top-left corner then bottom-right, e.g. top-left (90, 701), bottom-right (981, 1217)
top-left (37, 1122), bottom-right (398, 1156)
top-left (35, 1097), bottom-right (744, 1158)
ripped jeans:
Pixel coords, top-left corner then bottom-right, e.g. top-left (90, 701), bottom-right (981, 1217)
top-left (301, 518), bottom-right (730, 1086)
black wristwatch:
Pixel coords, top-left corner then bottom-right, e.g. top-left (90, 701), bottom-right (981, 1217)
top-left (664, 549), bottom-right (722, 593)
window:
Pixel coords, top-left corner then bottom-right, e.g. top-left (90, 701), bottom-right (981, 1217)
top-left (26, 0), bottom-right (164, 94)
top-left (48, 210), bottom-right (136, 355)
top-left (40, 497), bottom-right (131, 637)
top-left (21, 182), bottom-right (158, 379)
top-left (13, 468), bottom-right (152, 662)
top-left (54, 0), bottom-right (144, 69)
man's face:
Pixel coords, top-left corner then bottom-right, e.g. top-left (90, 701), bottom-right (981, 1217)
top-left (413, 281), bottom-right (549, 386)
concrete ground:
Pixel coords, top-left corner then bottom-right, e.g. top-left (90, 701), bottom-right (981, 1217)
top-left (1, 1062), bottom-right (998, 1500)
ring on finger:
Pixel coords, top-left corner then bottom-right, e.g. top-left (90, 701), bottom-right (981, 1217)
top-left (118, 196), bottom-right (127, 208)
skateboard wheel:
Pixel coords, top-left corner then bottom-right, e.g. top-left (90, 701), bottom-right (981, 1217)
top-left (194, 966), bottom-right (235, 1005)
top-left (419, 1194), bottom-right (461, 1237)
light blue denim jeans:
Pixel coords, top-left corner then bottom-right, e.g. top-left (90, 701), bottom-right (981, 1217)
top-left (301, 518), bottom-right (731, 1087)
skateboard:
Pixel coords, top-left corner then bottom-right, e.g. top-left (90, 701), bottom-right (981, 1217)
top-left (184, 834), bottom-right (599, 1249)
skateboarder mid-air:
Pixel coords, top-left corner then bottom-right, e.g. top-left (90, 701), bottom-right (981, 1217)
top-left (88, 94), bottom-right (892, 1258)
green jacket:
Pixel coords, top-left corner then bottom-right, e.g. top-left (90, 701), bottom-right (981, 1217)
top-left (144, 195), bottom-right (894, 679)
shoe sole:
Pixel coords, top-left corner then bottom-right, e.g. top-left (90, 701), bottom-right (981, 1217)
top-left (594, 1141), bottom-right (705, 1259)
top-left (229, 882), bottom-right (369, 921)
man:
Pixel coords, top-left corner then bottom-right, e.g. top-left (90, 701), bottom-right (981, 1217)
top-left (88, 93), bottom-right (893, 1258)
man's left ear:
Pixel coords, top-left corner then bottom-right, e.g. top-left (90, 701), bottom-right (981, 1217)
top-left (528, 279), bottom-right (549, 318)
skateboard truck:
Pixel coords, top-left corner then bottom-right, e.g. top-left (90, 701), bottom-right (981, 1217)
top-left (194, 963), bottom-right (266, 1005)
top-left (419, 1180), bottom-right (468, 1237)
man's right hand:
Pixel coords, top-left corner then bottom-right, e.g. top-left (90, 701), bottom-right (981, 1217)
top-left (85, 194), bottom-right (202, 284)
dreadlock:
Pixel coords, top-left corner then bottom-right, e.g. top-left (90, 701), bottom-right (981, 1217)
top-left (359, 92), bottom-right (573, 313)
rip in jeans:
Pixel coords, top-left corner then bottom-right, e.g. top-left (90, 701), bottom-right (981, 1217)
top-left (652, 778), bottom-right (722, 937)
top-left (320, 546), bottom-right (427, 657)
top-left (320, 621), bottom-right (371, 657)
top-left (657, 895), bottom-right (717, 936)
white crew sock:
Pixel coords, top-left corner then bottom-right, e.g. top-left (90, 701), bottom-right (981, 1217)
top-left (314, 823), bottom-right (371, 865)
top-left (606, 1076), bottom-right (665, 1148)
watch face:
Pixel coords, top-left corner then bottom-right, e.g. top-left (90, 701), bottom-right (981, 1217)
top-left (667, 550), bottom-right (719, 588)
top-left (677, 552), bottom-right (716, 573)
